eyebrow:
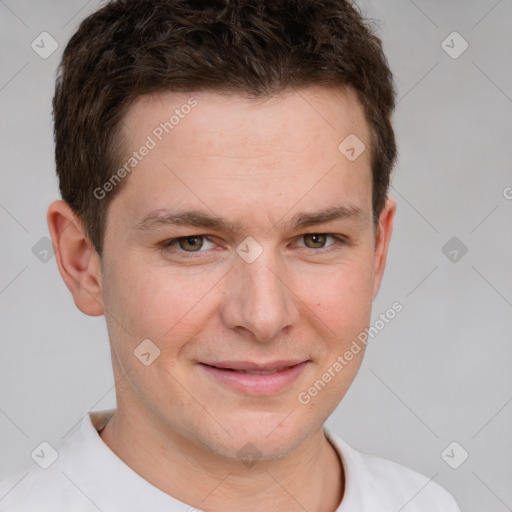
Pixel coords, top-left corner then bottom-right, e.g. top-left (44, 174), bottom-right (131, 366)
top-left (133, 204), bottom-right (364, 233)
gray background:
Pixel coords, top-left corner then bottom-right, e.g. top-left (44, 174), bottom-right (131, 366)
top-left (1, 0), bottom-right (511, 510)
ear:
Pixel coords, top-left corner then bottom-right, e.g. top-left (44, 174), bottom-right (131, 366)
top-left (47, 200), bottom-right (104, 316)
top-left (371, 196), bottom-right (396, 300)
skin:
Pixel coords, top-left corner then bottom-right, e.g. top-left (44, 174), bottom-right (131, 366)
top-left (47, 85), bottom-right (395, 512)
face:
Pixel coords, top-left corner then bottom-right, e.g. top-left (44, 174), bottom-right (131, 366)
top-left (97, 86), bottom-right (394, 459)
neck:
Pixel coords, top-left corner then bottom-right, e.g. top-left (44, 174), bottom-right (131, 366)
top-left (99, 406), bottom-right (344, 512)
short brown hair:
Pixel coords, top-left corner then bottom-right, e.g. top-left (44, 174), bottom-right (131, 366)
top-left (53, 0), bottom-right (397, 255)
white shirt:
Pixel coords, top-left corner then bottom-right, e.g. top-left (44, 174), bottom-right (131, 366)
top-left (0, 409), bottom-right (460, 511)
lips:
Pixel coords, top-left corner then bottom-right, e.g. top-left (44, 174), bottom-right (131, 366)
top-left (199, 360), bottom-right (310, 395)
top-left (203, 365), bottom-right (292, 375)
top-left (201, 360), bottom-right (305, 373)
top-left (212, 367), bottom-right (289, 375)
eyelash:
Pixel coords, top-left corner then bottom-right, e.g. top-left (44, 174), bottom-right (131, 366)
top-left (161, 233), bottom-right (349, 256)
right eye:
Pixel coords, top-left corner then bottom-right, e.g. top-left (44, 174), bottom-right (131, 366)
top-left (162, 235), bottom-right (216, 254)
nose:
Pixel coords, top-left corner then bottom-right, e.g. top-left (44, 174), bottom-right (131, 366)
top-left (219, 247), bottom-right (300, 343)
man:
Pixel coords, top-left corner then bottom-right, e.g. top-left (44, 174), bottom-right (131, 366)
top-left (0, 0), bottom-right (460, 510)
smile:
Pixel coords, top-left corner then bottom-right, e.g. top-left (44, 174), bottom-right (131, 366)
top-left (199, 360), bottom-right (310, 396)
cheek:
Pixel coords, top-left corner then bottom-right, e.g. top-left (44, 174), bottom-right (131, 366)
top-left (296, 257), bottom-right (375, 325)
top-left (105, 260), bottom-right (224, 341)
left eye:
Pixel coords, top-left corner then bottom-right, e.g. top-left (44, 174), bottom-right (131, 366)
top-left (298, 233), bottom-right (338, 249)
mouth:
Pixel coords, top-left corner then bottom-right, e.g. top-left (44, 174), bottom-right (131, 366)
top-left (205, 367), bottom-right (292, 375)
top-left (198, 360), bottom-right (310, 395)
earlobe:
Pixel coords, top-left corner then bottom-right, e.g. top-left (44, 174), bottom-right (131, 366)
top-left (371, 196), bottom-right (396, 300)
top-left (47, 200), bottom-right (104, 316)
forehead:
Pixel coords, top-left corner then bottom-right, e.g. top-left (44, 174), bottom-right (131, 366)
top-left (120, 85), bottom-right (370, 148)
top-left (110, 86), bottom-right (373, 231)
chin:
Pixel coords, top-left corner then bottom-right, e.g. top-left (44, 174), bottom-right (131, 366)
top-left (207, 435), bottom-right (302, 463)
top-left (195, 414), bottom-right (312, 462)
